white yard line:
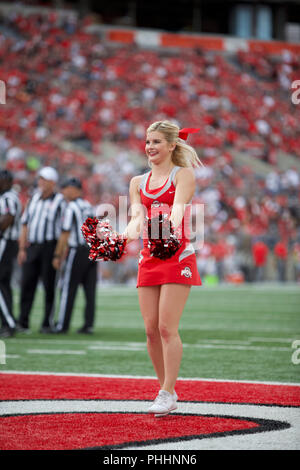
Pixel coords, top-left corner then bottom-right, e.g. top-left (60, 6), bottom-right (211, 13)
top-left (5, 337), bottom-right (297, 351)
top-left (1, 370), bottom-right (299, 386)
top-left (26, 349), bottom-right (86, 355)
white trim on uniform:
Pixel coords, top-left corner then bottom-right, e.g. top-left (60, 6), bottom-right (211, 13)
top-left (179, 242), bottom-right (195, 262)
top-left (56, 248), bottom-right (76, 330)
top-left (0, 289), bottom-right (15, 328)
top-left (0, 238), bottom-right (6, 262)
top-left (140, 166), bottom-right (181, 199)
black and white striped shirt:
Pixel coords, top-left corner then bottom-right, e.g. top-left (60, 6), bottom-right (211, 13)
top-left (0, 188), bottom-right (22, 241)
top-left (21, 191), bottom-right (66, 243)
top-left (62, 198), bottom-right (94, 248)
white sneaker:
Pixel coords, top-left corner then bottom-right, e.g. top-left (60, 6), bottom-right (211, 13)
top-left (148, 390), bottom-right (177, 417)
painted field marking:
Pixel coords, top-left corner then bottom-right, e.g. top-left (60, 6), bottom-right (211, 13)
top-left (3, 337), bottom-right (297, 356)
top-left (1, 369), bottom-right (299, 385)
top-left (250, 337), bottom-right (300, 343)
top-left (88, 344), bottom-right (146, 351)
top-left (26, 349), bottom-right (86, 355)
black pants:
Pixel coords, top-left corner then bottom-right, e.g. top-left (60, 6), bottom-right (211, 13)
top-left (19, 241), bottom-right (57, 329)
top-left (0, 239), bottom-right (18, 329)
top-left (56, 246), bottom-right (97, 332)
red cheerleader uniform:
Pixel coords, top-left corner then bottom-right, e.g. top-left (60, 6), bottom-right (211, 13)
top-left (137, 166), bottom-right (202, 287)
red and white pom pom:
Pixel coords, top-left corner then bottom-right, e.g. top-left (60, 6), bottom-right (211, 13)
top-left (81, 217), bottom-right (99, 247)
top-left (96, 219), bottom-right (113, 240)
top-left (81, 217), bottom-right (127, 261)
top-left (147, 213), bottom-right (182, 260)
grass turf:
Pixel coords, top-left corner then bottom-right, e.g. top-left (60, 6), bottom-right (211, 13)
top-left (1, 284), bottom-right (300, 384)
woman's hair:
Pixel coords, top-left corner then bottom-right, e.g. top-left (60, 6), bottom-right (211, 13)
top-left (147, 120), bottom-right (204, 168)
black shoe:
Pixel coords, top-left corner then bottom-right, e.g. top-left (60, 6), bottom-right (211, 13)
top-left (15, 324), bottom-right (31, 334)
top-left (39, 326), bottom-right (55, 334)
top-left (52, 325), bottom-right (68, 334)
top-left (0, 327), bottom-right (15, 338)
top-left (77, 326), bottom-right (93, 334)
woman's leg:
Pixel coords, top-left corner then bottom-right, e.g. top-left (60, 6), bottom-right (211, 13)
top-left (138, 285), bottom-right (164, 387)
top-left (158, 283), bottom-right (191, 394)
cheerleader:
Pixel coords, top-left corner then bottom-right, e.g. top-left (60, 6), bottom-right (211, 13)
top-left (123, 120), bottom-right (203, 416)
top-left (82, 120), bottom-right (203, 416)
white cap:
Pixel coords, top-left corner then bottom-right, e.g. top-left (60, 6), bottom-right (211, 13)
top-left (38, 166), bottom-right (58, 182)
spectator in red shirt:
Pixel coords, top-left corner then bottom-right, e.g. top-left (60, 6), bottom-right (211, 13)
top-left (274, 240), bottom-right (288, 282)
top-left (212, 236), bottom-right (229, 282)
top-left (252, 239), bottom-right (269, 282)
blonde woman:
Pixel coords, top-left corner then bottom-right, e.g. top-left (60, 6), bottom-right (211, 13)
top-left (123, 120), bottom-right (203, 417)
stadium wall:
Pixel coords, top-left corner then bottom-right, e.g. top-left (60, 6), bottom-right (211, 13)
top-left (99, 26), bottom-right (300, 55)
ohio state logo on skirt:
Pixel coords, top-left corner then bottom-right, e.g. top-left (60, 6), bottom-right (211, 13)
top-left (181, 266), bottom-right (192, 278)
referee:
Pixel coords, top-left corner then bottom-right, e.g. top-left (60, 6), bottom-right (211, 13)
top-left (0, 170), bottom-right (21, 337)
top-left (53, 177), bottom-right (97, 334)
top-left (17, 167), bottom-right (66, 333)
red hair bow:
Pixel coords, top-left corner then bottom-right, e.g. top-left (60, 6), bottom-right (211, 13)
top-left (178, 128), bottom-right (200, 140)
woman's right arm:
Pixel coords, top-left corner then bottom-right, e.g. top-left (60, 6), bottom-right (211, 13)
top-left (123, 175), bottom-right (145, 244)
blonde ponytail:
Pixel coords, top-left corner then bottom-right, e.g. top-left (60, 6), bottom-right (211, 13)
top-left (172, 140), bottom-right (204, 168)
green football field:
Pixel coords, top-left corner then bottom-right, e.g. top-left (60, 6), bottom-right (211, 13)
top-left (2, 284), bottom-right (300, 384)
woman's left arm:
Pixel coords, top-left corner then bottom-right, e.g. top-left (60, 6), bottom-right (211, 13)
top-left (170, 167), bottom-right (196, 229)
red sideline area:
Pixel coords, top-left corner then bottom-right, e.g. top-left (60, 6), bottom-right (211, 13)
top-left (1, 373), bottom-right (300, 406)
top-left (0, 373), bottom-right (299, 450)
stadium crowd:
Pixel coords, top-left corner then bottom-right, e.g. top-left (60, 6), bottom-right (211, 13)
top-left (0, 8), bottom-right (300, 284)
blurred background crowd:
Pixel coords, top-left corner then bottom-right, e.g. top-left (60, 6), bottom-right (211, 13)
top-left (0, 4), bottom-right (300, 285)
